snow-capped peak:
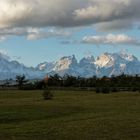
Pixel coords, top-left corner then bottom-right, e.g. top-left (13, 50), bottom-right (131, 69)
top-left (0, 51), bottom-right (139, 80)
top-left (95, 53), bottom-right (114, 67)
top-left (119, 51), bottom-right (137, 61)
top-left (80, 55), bottom-right (95, 65)
top-left (0, 52), bottom-right (10, 61)
top-left (53, 55), bottom-right (77, 71)
top-left (36, 62), bottom-right (55, 72)
top-left (38, 63), bottom-right (47, 70)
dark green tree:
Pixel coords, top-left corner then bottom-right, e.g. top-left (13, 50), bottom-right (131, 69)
top-left (16, 75), bottom-right (28, 89)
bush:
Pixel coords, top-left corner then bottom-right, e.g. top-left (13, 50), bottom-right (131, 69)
top-left (131, 87), bottom-right (138, 92)
top-left (101, 87), bottom-right (110, 94)
top-left (42, 88), bottom-right (53, 100)
top-left (21, 83), bottom-right (36, 90)
top-left (95, 88), bottom-right (101, 93)
top-left (111, 87), bottom-right (119, 92)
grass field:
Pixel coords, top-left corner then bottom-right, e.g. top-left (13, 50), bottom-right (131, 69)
top-left (0, 90), bottom-right (140, 140)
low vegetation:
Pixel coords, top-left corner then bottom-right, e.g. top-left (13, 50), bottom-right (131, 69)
top-left (0, 90), bottom-right (140, 140)
top-left (12, 74), bottom-right (140, 93)
top-left (0, 74), bottom-right (140, 139)
top-left (42, 88), bottom-right (53, 100)
top-left (0, 74), bottom-right (140, 93)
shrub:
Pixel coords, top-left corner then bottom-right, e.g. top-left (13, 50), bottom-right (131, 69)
top-left (131, 87), bottom-right (138, 92)
top-left (42, 88), bottom-right (53, 100)
top-left (21, 83), bottom-right (36, 90)
top-left (101, 87), bottom-right (110, 94)
top-left (95, 88), bottom-right (101, 93)
top-left (111, 87), bottom-right (119, 92)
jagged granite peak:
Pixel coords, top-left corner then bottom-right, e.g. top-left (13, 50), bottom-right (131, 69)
top-left (53, 55), bottom-right (78, 72)
top-left (0, 52), bottom-right (140, 80)
top-left (78, 55), bottom-right (96, 77)
top-left (36, 61), bottom-right (55, 73)
top-left (95, 52), bottom-right (140, 77)
top-left (79, 55), bottom-right (95, 65)
top-left (95, 52), bottom-right (114, 68)
top-left (118, 51), bottom-right (137, 61)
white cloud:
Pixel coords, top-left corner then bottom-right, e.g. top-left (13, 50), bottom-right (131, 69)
top-left (0, 28), bottom-right (29, 37)
top-left (0, 36), bottom-right (6, 42)
top-left (0, 0), bottom-right (140, 41)
top-left (27, 28), bottom-right (71, 40)
top-left (0, 27), bottom-right (72, 41)
top-left (0, 0), bottom-right (86, 28)
top-left (82, 34), bottom-right (140, 46)
top-left (0, 0), bottom-right (140, 31)
top-left (0, 27), bottom-right (32, 41)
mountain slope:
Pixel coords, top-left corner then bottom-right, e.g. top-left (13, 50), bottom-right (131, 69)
top-left (0, 52), bottom-right (140, 80)
top-left (52, 55), bottom-right (80, 76)
top-left (37, 52), bottom-right (140, 77)
top-left (0, 53), bottom-right (44, 80)
top-left (95, 52), bottom-right (140, 77)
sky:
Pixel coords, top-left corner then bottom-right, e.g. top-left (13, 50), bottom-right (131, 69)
top-left (0, 0), bottom-right (140, 66)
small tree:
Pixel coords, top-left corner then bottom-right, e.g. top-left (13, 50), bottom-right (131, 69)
top-left (16, 75), bottom-right (28, 89)
top-left (42, 88), bottom-right (53, 100)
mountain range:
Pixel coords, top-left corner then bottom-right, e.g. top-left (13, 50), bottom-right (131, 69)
top-left (0, 52), bottom-right (140, 80)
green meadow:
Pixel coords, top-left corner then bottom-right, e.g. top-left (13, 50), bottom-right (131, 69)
top-left (0, 90), bottom-right (140, 140)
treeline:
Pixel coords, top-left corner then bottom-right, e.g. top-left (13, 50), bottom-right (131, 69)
top-left (1, 74), bottom-right (140, 92)
top-left (46, 74), bottom-right (140, 92)
top-left (15, 74), bottom-right (140, 92)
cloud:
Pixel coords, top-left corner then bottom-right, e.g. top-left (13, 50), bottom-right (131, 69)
top-left (0, 0), bottom-right (140, 31)
top-left (0, 27), bottom-right (72, 40)
top-left (82, 34), bottom-right (140, 46)
top-left (74, 0), bottom-right (140, 30)
top-left (0, 0), bottom-right (87, 28)
top-left (0, 27), bottom-right (32, 41)
top-left (0, 36), bottom-right (6, 42)
top-left (27, 28), bottom-right (71, 40)
top-left (0, 28), bottom-right (29, 39)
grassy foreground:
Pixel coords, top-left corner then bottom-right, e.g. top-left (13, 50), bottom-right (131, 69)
top-left (0, 90), bottom-right (140, 140)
